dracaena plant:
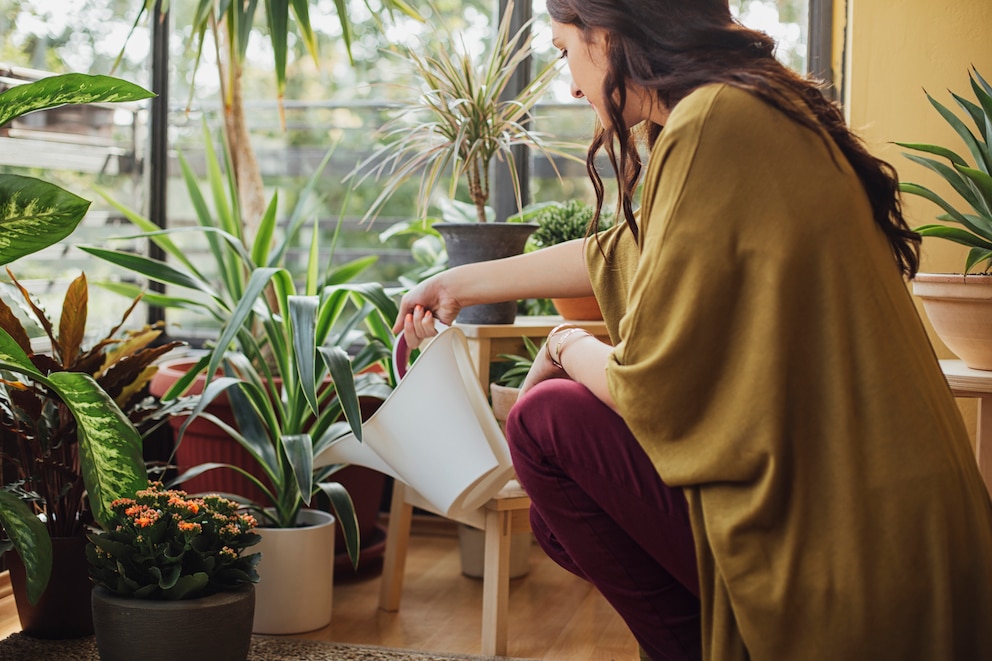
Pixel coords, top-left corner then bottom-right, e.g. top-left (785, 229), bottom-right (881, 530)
top-left (0, 72), bottom-right (154, 606)
top-left (349, 0), bottom-right (579, 224)
top-left (897, 66), bottom-right (992, 273)
top-left (81, 125), bottom-right (399, 566)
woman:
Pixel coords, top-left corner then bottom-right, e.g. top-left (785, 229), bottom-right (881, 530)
top-left (395, 1), bottom-right (992, 659)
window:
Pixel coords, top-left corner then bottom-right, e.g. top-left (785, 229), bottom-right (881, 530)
top-left (0, 0), bottom-right (831, 340)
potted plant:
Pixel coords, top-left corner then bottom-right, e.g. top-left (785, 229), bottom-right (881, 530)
top-left (0, 71), bottom-right (158, 639)
top-left (349, 0), bottom-right (580, 324)
top-left (82, 126), bottom-right (400, 633)
top-left (87, 482), bottom-right (260, 661)
top-left (524, 199), bottom-right (610, 320)
top-left (898, 66), bottom-right (992, 370)
top-left (0, 270), bottom-right (183, 638)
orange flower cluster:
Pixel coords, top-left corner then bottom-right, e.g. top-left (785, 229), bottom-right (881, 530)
top-left (87, 482), bottom-right (261, 600)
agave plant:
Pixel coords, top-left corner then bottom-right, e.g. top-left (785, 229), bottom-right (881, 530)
top-left (0, 72), bottom-right (154, 605)
top-left (350, 0), bottom-right (578, 224)
top-left (81, 124), bottom-right (399, 565)
top-left (897, 66), bottom-right (992, 273)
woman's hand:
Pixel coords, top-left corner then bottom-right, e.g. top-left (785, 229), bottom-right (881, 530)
top-left (393, 273), bottom-right (462, 351)
top-left (519, 344), bottom-right (569, 397)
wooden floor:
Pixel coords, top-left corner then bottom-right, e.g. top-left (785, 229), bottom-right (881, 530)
top-left (0, 517), bottom-right (639, 661)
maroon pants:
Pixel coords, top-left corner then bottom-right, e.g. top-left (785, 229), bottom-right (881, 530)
top-left (506, 379), bottom-right (702, 661)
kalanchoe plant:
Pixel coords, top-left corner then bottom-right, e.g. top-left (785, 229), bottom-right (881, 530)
top-left (86, 482), bottom-right (261, 600)
top-left (897, 66), bottom-right (992, 273)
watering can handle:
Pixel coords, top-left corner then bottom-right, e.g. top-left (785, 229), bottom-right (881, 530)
top-left (392, 318), bottom-right (450, 382)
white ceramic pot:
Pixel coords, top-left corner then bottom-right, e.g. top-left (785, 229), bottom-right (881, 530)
top-left (252, 508), bottom-right (336, 634)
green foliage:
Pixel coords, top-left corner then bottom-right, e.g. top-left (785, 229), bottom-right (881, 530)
top-left (349, 1), bottom-right (581, 224)
top-left (0, 70), bottom-right (154, 608)
top-left (526, 200), bottom-right (609, 248)
top-left (0, 73), bottom-right (153, 267)
top-left (495, 336), bottom-right (541, 388)
top-left (87, 482), bottom-right (261, 600)
top-left (83, 125), bottom-right (399, 567)
top-left (0, 270), bottom-right (181, 535)
top-left (897, 67), bottom-right (992, 273)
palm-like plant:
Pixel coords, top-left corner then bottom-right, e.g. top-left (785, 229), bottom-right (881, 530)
top-left (351, 0), bottom-right (577, 224)
top-left (897, 66), bottom-right (992, 273)
top-left (81, 125), bottom-right (398, 565)
top-left (124, 0), bottom-right (423, 241)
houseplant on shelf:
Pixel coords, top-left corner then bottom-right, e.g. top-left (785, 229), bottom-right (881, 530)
top-left (349, 0), bottom-right (580, 324)
top-left (0, 270), bottom-right (182, 638)
top-left (0, 71), bottom-right (158, 639)
top-left (82, 126), bottom-right (400, 633)
top-left (524, 199), bottom-right (610, 320)
top-left (898, 66), bottom-right (992, 370)
top-left (87, 482), bottom-right (260, 661)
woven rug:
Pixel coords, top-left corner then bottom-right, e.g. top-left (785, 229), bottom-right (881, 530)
top-left (0, 633), bottom-right (526, 661)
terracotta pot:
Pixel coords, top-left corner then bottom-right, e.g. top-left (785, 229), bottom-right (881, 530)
top-left (435, 222), bottom-right (537, 324)
top-left (912, 273), bottom-right (992, 370)
top-left (252, 508), bottom-right (336, 634)
top-left (92, 584), bottom-right (254, 661)
top-left (7, 535), bottom-right (93, 639)
top-left (551, 295), bottom-right (603, 321)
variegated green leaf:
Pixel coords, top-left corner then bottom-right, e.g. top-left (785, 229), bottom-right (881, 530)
top-left (0, 73), bottom-right (153, 127)
top-left (0, 490), bottom-right (52, 605)
top-left (47, 371), bottom-right (147, 529)
top-left (0, 175), bottom-right (90, 267)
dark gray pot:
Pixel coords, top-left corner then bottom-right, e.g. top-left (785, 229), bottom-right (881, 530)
top-left (435, 222), bottom-right (538, 324)
top-left (92, 584), bottom-right (255, 661)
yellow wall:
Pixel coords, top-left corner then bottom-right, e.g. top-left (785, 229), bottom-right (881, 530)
top-left (844, 0), bottom-right (992, 438)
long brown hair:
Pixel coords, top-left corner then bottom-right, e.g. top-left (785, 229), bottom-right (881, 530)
top-left (546, 0), bottom-right (920, 277)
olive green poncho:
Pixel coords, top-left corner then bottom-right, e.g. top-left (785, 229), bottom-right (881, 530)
top-left (588, 83), bottom-right (992, 660)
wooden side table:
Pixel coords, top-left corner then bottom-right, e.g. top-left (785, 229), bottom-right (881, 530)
top-left (455, 315), bottom-right (610, 391)
top-left (941, 359), bottom-right (992, 496)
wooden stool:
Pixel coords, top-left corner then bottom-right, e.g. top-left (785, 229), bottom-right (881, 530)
top-left (379, 479), bottom-right (531, 656)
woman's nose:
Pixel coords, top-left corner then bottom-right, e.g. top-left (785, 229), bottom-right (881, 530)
top-left (570, 82), bottom-right (584, 99)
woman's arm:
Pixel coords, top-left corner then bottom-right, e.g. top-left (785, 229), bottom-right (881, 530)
top-left (394, 238), bottom-right (593, 340)
top-left (520, 326), bottom-right (617, 411)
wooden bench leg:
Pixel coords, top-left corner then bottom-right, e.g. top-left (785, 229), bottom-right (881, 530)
top-left (379, 481), bottom-right (414, 612)
top-left (481, 507), bottom-right (511, 656)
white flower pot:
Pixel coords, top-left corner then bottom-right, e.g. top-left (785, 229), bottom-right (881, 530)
top-left (252, 509), bottom-right (336, 634)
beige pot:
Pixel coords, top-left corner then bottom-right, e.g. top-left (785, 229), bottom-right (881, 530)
top-left (912, 273), bottom-right (992, 370)
top-left (489, 383), bottom-right (521, 431)
top-left (252, 509), bottom-right (336, 634)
